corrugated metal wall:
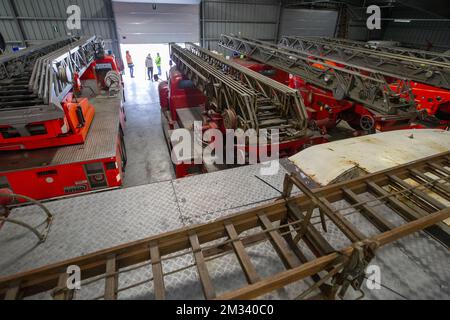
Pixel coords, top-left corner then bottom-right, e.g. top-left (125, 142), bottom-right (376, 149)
top-left (0, 0), bottom-right (120, 55)
top-left (0, 0), bottom-right (24, 49)
top-left (201, 0), bottom-right (281, 51)
top-left (347, 6), bottom-right (368, 41)
top-left (2, 0), bottom-right (448, 55)
top-left (346, 6), bottom-right (449, 52)
top-left (383, 20), bottom-right (450, 52)
top-left (279, 8), bottom-right (338, 37)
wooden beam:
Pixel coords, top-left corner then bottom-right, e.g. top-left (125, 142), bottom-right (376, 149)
top-left (104, 255), bottom-right (118, 300)
top-left (388, 174), bottom-right (447, 211)
top-left (217, 208), bottom-right (450, 300)
top-left (225, 223), bottom-right (260, 284)
top-left (409, 168), bottom-right (450, 201)
top-left (4, 282), bottom-right (20, 300)
top-left (258, 214), bottom-right (301, 269)
top-left (342, 187), bottom-right (395, 232)
top-left (149, 242), bottom-right (166, 300)
top-left (189, 233), bottom-right (216, 299)
top-left (367, 181), bottom-right (450, 246)
top-left (53, 274), bottom-right (73, 300)
top-left (293, 205), bottom-right (315, 243)
top-left (318, 196), bottom-right (366, 242)
top-left (367, 181), bottom-right (426, 221)
top-left (428, 162), bottom-right (450, 176)
top-left (289, 174), bottom-right (366, 242)
top-left (1, 152), bottom-right (449, 300)
top-left (287, 202), bottom-right (334, 256)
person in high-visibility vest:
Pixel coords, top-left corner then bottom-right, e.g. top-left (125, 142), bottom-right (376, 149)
top-left (155, 53), bottom-right (162, 76)
top-left (126, 51), bottom-right (135, 78)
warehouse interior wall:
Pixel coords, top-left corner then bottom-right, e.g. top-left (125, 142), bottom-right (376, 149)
top-left (383, 20), bottom-right (450, 52)
top-left (200, 0), bottom-right (281, 51)
top-left (381, 7), bottom-right (450, 52)
top-left (346, 5), bottom-right (371, 41)
top-left (0, 0), bottom-right (121, 56)
top-left (345, 1), bottom-right (449, 52)
top-left (1, 0), bottom-right (449, 57)
top-left (279, 8), bottom-right (338, 38)
top-left (199, 1), bottom-right (342, 52)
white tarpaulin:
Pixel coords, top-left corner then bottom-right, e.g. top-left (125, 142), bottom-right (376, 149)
top-left (289, 129), bottom-right (450, 187)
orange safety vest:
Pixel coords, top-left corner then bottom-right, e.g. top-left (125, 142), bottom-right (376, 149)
top-left (126, 54), bottom-right (133, 65)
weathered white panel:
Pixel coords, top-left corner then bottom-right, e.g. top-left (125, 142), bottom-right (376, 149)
top-left (289, 129), bottom-right (450, 186)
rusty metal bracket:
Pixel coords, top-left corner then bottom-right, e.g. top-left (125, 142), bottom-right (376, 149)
top-left (297, 239), bottom-right (379, 300)
top-left (331, 240), bottom-right (379, 299)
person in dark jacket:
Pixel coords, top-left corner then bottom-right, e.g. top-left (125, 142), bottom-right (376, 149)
top-left (145, 54), bottom-right (154, 81)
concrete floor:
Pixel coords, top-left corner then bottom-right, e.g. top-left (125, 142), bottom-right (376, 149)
top-left (122, 76), bottom-right (175, 188)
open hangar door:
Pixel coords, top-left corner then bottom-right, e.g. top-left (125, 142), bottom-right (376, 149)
top-left (279, 8), bottom-right (338, 37)
top-left (113, 0), bottom-right (200, 79)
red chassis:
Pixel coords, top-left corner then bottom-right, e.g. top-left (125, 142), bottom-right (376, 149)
top-left (233, 58), bottom-right (450, 133)
top-left (0, 101), bottom-right (126, 201)
top-left (0, 55), bottom-right (121, 151)
top-left (1, 149), bottom-right (125, 201)
top-left (0, 54), bottom-right (126, 201)
top-left (160, 67), bottom-right (326, 178)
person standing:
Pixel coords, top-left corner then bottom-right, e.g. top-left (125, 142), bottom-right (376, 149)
top-left (155, 53), bottom-right (162, 76)
top-left (126, 51), bottom-right (135, 78)
top-left (145, 53), bottom-right (154, 81)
